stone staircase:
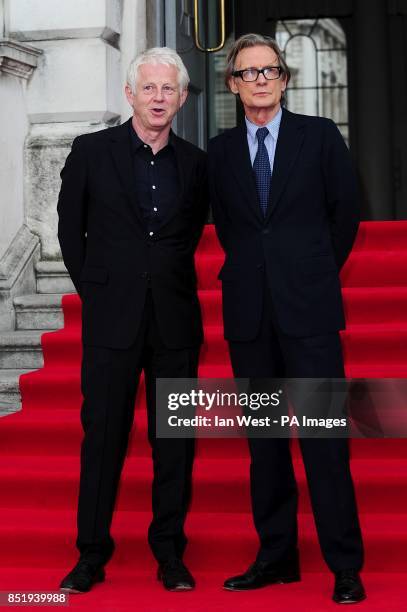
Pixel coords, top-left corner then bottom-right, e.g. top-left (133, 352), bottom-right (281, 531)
top-left (0, 262), bottom-right (75, 416)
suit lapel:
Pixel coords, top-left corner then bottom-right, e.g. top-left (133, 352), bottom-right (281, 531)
top-left (109, 119), bottom-right (145, 226)
top-left (266, 109), bottom-right (305, 221)
top-left (226, 125), bottom-right (263, 222)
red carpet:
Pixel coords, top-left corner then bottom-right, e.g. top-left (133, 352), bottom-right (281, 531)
top-left (1, 221), bottom-right (407, 611)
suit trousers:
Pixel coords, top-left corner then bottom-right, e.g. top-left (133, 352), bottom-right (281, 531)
top-left (76, 290), bottom-right (199, 564)
top-left (228, 282), bottom-right (364, 572)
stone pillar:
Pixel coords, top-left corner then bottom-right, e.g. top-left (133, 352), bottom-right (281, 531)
top-left (0, 31), bottom-right (42, 329)
top-left (0, 39), bottom-right (41, 259)
top-left (120, 0), bottom-right (146, 122)
top-left (7, 0), bottom-right (124, 260)
top-left (354, 0), bottom-right (393, 219)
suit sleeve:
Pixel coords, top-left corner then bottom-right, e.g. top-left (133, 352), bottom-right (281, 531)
top-left (322, 119), bottom-right (360, 270)
top-left (207, 139), bottom-right (228, 252)
top-left (57, 136), bottom-right (88, 296)
top-left (191, 154), bottom-right (209, 252)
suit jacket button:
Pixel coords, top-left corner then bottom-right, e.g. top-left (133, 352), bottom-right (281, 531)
top-left (262, 229), bottom-right (270, 235)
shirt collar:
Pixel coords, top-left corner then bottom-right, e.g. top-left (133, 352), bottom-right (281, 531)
top-left (129, 121), bottom-right (175, 153)
top-left (245, 107), bottom-right (283, 144)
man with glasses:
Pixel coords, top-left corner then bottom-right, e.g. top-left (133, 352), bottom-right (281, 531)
top-left (57, 47), bottom-right (207, 594)
top-left (208, 33), bottom-right (365, 604)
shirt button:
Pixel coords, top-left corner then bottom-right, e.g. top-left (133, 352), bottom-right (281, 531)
top-left (143, 144), bottom-right (148, 148)
top-left (153, 207), bottom-right (158, 212)
top-left (149, 231), bottom-right (154, 236)
top-left (152, 185), bottom-right (156, 189)
top-left (151, 161), bottom-right (154, 165)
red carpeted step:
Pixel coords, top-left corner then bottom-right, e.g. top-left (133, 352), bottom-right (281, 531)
top-left (1, 455), bottom-right (406, 515)
top-left (39, 324), bottom-right (407, 370)
top-left (19, 367), bottom-right (149, 411)
top-left (19, 364), bottom-right (236, 411)
top-left (2, 407), bottom-right (407, 461)
top-left (1, 508), bottom-right (406, 573)
top-left (351, 221), bottom-right (407, 251)
top-left (40, 331), bottom-right (81, 367)
top-left (341, 325), bottom-right (407, 363)
top-left (3, 408), bottom-right (407, 461)
top-left (341, 252), bottom-right (407, 287)
top-left (343, 287), bottom-right (407, 325)
top-left (20, 367), bottom-right (81, 410)
top-left (0, 408), bottom-right (249, 459)
top-left (345, 363), bottom-right (407, 378)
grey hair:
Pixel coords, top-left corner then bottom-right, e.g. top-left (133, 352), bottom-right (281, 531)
top-left (126, 47), bottom-right (190, 93)
top-left (225, 33), bottom-right (291, 104)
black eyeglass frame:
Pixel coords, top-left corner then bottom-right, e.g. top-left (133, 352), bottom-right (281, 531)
top-left (232, 66), bottom-right (284, 82)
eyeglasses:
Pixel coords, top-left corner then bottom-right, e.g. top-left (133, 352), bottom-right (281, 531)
top-left (232, 66), bottom-right (283, 82)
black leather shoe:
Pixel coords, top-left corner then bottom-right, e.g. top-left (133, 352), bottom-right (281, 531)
top-left (333, 570), bottom-right (366, 604)
top-left (59, 558), bottom-right (105, 594)
top-left (224, 559), bottom-right (301, 591)
top-left (157, 558), bottom-right (195, 591)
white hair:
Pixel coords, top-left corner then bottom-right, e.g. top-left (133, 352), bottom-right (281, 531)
top-left (126, 47), bottom-right (190, 93)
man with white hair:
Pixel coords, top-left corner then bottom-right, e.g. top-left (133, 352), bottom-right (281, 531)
top-left (58, 47), bottom-right (207, 593)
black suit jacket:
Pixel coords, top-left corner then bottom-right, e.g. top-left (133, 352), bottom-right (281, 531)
top-left (208, 108), bottom-right (359, 341)
top-left (57, 119), bottom-right (208, 349)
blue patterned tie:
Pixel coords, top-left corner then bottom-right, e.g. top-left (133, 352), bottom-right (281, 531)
top-left (253, 127), bottom-right (271, 217)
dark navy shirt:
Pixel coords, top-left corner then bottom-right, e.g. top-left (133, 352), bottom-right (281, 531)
top-left (129, 123), bottom-right (180, 237)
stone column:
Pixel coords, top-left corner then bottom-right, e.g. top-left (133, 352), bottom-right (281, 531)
top-left (120, 0), bottom-right (146, 122)
top-left (0, 32), bottom-right (42, 329)
top-left (7, 0), bottom-right (124, 261)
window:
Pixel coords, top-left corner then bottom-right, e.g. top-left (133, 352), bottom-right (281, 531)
top-left (207, 34), bottom-right (237, 138)
top-left (276, 18), bottom-right (349, 144)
